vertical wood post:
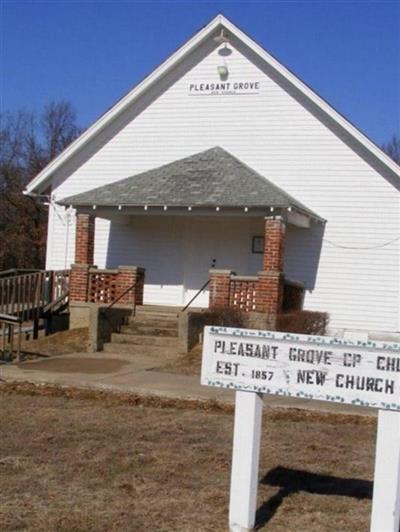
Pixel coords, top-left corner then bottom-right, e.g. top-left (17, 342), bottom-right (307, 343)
top-left (17, 322), bottom-right (22, 362)
top-left (229, 391), bottom-right (263, 532)
top-left (9, 323), bottom-right (14, 356)
top-left (2, 322), bottom-right (6, 355)
top-left (370, 409), bottom-right (400, 531)
top-left (33, 317), bottom-right (39, 340)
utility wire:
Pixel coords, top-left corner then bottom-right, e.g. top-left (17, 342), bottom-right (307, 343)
top-left (325, 235), bottom-right (400, 250)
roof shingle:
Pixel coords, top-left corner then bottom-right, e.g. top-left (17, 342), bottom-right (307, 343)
top-left (60, 147), bottom-right (319, 218)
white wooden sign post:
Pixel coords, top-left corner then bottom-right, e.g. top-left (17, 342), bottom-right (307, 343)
top-left (201, 326), bottom-right (400, 532)
top-left (370, 409), bottom-right (400, 531)
top-left (229, 390), bottom-right (263, 531)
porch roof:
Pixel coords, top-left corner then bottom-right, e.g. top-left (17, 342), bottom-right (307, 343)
top-left (60, 147), bottom-right (322, 220)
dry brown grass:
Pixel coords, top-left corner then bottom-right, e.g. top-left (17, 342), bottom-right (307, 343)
top-left (0, 382), bottom-right (376, 531)
top-left (20, 327), bottom-right (89, 358)
top-left (160, 344), bottom-right (203, 376)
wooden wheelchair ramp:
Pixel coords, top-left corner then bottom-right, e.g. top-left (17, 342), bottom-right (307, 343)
top-left (0, 269), bottom-right (70, 361)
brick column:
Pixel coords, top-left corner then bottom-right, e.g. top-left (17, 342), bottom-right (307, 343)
top-left (257, 216), bottom-right (286, 325)
top-left (75, 213), bottom-right (95, 265)
top-left (209, 270), bottom-right (233, 309)
top-left (69, 263), bottom-right (90, 302)
top-left (263, 216), bottom-right (285, 272)
top-left (116, 266), bottom-right (145, 305)
top-left (70, 213), bottom-right (95, 303)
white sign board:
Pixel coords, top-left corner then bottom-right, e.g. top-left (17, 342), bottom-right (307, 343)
top-left (201, 326), bottom-right (400, 532)
top-left (201, 326), bottom-right (400, 411)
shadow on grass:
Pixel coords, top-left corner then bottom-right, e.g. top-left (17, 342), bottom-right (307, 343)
top-left (255, 466), bottom-right (373, 529)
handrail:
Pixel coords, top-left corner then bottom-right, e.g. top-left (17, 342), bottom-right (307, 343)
top-left (42, 290), bottom-right (70, 314)
top-left (0, 269), bottom-right (70, 321)
top-left (0, 268), bottom-right (42, 278)
top-left (101, 282), bottom-right (137, 313)
top-left (181, 279), bottom-right (210, 313)
top-left (0, 313), bottom-right (22, 324)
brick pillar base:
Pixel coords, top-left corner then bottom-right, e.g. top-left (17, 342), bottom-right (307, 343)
top-left (256, 271), bottom-right (284, 328)
top-left (70, 263), bottom-right (90, 302)
top-left (209, 270), bottom-right (232, 309)
top-left (116, 266), bottom-right (145, 305)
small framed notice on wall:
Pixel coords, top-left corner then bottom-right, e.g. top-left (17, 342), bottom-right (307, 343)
top-left (252, 236), bottom-right (264, 254)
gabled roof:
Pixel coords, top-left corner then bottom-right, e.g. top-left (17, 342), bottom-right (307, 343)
top-left (59, 146), bottom-right (321, 219)
top-left (25, 14), bottom-right (400, 195)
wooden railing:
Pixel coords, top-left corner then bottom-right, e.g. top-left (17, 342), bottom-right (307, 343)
top-left (0, 268), bottom-right (41, 278)
top-left (0, 269), bottom-right (70, 361)
top-left (1, 314), bottom-right (23, 362)
top-left (0, 270), bottom-right (70, 321)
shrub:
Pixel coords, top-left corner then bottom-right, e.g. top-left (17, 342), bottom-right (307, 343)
top-left (185, 307), bottom-right (246, 351)
top-left (201, 307), bottom-right (246, 328)
top-left (282, 282), bottom-right (304, 312)
top-left (276, 310), bottom-right (329, 336)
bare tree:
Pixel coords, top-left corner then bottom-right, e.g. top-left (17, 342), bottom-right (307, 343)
top-left (382, 134), bottom-right (400, 165)
top-left (41, 101), bottom-right (81, 161)
top-left (0, 101), bottom-right (81, 270)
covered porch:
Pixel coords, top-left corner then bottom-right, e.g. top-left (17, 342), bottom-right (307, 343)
top-left (62, 147), bottom-right (323, 320)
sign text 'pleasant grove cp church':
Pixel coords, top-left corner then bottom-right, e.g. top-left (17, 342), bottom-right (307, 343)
top-left (201, 327), bottom-right (400, 411)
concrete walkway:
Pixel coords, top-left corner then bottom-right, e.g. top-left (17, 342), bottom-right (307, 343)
top-left (0, 351), bottom-right (375, 416)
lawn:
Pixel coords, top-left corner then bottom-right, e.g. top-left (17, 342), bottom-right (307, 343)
top-left (0, 383), bottom-right (376, 531)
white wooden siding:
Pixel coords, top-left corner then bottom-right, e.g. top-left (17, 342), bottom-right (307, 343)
top-left (47, 41), bottom-right (400, 333)
top-left (44, 214), bottom-right (265, 306)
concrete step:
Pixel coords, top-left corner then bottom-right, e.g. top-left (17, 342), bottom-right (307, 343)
top-left (103, 342), bottom-right (177, 356)
top-left (136, 304), bottom-right (201, 313)
top-left (111, 333), bottom-right (178, 347)
top-left (128, 317), bottom-right (178, 328)
top-left (121, 325), bottom-right (178, 337)
top-left (135, 305), bottom-right (181, 316)
top-left (134, 312), bottom-right (180, 320)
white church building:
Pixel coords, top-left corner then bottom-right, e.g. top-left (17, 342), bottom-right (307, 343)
top-left (25, 14), bottom-right (400, 340)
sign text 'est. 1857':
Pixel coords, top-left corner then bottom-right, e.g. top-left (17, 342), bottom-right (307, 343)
top-left (201, 327), bottom-right (400, 411)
